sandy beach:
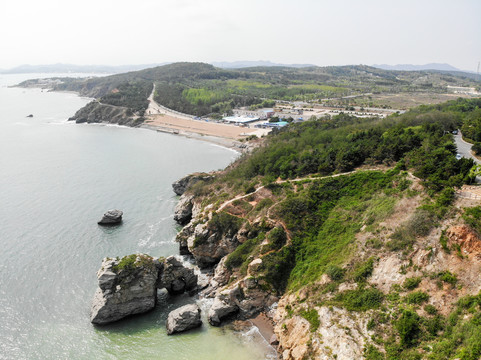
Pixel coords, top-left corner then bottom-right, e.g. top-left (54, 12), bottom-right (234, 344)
top-left (142, 87), bottom-right (269, 150)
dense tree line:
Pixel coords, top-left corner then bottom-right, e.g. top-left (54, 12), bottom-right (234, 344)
top-left (227, 98), bottom-right (479, 191)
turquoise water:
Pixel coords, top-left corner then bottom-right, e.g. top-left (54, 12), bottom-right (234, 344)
top-left (0, 74), bottom-right (275, 359)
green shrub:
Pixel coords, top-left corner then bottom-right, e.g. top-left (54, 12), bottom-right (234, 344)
top-left (404, 291), bottom-right (430, 305)
top-left (436, 187), bottom-right (455, 207)
top-left (462, 206), bottom-right (481, 233)
top-left (325, 264), bottom-right (345, 281)
top-left (334, 287), bottom-right (384, 311)
top-left (260, 246), bottom-right (296, 294)
top-left (439, 230), bottom-right (450, 252)
top-left (354, 257), bottom-right (375, 283)
top-left (111, 254), bottom-right (154, 273)
top-left (225, 237), bottom-right (260, 270)
top-left (472, 142), bottom-right (481, 155)
top-left (254, 198), bottom-right (274, 211)
top-left (208, 211), bottom-right (243, 236)
top-left (264, 227), bottom-right (287, 252)
top-left (396, 309), bottom-right (421, 347)
top-left (424, 304), bottom-right (438, 315)
top-left (300, 308), bottom-right (320, 332)
top-left (364, 344), bottom-right (385, 360)
top-left (403, 277), bottom-right (422, 290)
top-left (438, 270), bottom-right (457, 285)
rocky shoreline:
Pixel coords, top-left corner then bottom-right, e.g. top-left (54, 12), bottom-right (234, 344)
top-left (170, 173), bottom-right (281, 342)
top-left (89, 172), bottom-right (279, 353)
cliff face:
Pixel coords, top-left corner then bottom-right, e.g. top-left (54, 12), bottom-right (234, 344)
top-left (68, 101), bottom-right (143, 127)
top-left (173, 172), bottom-right (481, 359)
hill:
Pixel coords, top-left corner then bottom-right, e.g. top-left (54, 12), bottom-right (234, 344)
top-left (173, 97), bottom-right (481, 359)
top-left (17, 62), bottom-right (481, 126)
top-left (0, 63), bottom-right (168, 74)
top-left (372, 63), bottom-right (462, 72)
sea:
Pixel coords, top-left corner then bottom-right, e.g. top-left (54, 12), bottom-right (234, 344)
top-left (0, 74), bottom-right (276, 360)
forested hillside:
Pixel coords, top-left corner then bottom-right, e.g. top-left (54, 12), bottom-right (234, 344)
top-left (176, 97), bottom-right (481, 359)
top-left (19, 62), bottom-right (481, 121)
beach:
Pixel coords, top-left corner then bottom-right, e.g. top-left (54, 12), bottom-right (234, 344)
top-left (142, 87), bottom-right (270, 150)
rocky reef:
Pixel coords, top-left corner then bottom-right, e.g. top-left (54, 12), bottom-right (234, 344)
top-left (68, 101), bottom-right (142, 127)
top-left (90, 254), bottom-right (197, 325)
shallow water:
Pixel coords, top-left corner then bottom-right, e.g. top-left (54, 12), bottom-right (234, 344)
top-left (0, 74), bottom-right (276, 359)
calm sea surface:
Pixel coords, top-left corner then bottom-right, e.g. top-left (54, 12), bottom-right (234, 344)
top-left (0, 74), bottom-right (275, 359)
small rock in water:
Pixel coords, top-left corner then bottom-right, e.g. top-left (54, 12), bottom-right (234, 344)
top-left (166, 303), bottom-right (202, 335)
top-left (98, 209), bottom-right (123, 225)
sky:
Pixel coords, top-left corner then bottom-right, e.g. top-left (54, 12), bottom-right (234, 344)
top-left (1, 0), bottom-right (480, 71)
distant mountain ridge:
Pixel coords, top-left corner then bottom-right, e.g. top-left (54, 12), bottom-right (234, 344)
top-left (210, 60), bottom-right (315, 68)
top-left (372, 63), bottom-right (462, 72)
top-left (3, 61), bottom-right (470, 74)
top-left (0, 63), bottom-right (168, 74)
top-left (0, 61), bottom-right (314, 74)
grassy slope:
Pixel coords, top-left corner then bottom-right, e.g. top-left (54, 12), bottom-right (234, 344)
top-left (187, 97), bottom-right (481, 359)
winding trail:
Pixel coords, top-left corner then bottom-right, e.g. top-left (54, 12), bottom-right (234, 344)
top-left (217, 169), bottom-right (367, 212)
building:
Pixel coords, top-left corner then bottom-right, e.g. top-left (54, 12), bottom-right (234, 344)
top-left (232, 108), bottom-right (275, 120)
top-left (222, 115), bottom-right (260, 124)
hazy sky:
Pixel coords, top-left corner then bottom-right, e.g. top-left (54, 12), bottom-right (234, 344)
top-left (1, 0), bottom-right (480, 71)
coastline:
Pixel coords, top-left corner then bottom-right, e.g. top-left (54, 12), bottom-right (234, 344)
top-left (142, 113), bottom-right (268, 153)
top-left (141, 122), bottom-right (246, 152)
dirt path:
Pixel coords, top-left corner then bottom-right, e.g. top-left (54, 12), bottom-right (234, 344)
top-left (217, 170), bottom-right (361, 212)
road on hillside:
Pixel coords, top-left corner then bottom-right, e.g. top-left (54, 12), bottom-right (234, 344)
top-left (454, 131), bottom-right (481, 165)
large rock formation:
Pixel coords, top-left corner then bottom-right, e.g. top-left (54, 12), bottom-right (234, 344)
top-left (90, 254), bottom-right (160, 325)
top-left (69, 101), bottom-right (142, 127)
top-left (172, 173), bottom-right (214, 196)
top-left (98, 209), bottom-right (123, 225)
top-left (166, 303), bottom-right (202, 335)
top-left (90, 254), bottom-right (198, 325)
top-left (176, 218), bottom-right (240, 268)
top-left (159, 256), bottom-right (198, 295)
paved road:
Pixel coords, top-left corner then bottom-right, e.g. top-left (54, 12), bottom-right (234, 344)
top-left (454, 131), bottom-right (481, 165)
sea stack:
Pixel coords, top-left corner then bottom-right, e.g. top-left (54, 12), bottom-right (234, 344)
top-left (90, 254), bottom-right (160, 325)
top-left (98, 209), bottom-right (123, 225)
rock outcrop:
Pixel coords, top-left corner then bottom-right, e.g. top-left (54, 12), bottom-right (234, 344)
top-left (90, 254), bottom-right (198, 325)
top-left (90, 254), bottom-right (160, 325)
top-left (177, 221), bottom-right (240, 268)
top-left (173, 194), bottom-right (194, 225)
top-left (98, 209), bottom-right (123, 225)
top-left (69, 101), bottom-right (141, 126)
top-left (172, 173), bottom-right (214, 196)
top-left (166, 303), bottom-right (202, 335)
top-left (208, 296), bottom-right (239, 326)
top-left (447, 225), bottom-right (481, 256)
top-left (159, 256), bottom-right (198, 295)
